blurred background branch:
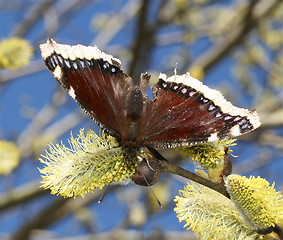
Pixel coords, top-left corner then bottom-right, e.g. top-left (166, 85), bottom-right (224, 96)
top-left (0, 0), bottom-right (282, 239)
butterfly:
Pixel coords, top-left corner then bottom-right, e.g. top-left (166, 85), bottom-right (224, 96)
top-left (40, 38), bottom-right (260, 163)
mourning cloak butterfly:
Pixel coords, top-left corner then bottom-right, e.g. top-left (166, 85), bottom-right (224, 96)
top-left (40, 39), bottom-right (260, 162)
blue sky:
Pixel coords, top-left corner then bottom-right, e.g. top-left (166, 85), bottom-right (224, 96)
top-left (1, 0), bottom-right (282, 238)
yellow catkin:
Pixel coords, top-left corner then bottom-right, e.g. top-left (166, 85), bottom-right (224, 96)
top-left (226, 174), bottom-right (283, 231)
top-left (0, 38), bottom-right (33, 69)
top-left (174, 181), bottom-right (260, 240)
top-left (39, 129), bottom-right (137, 198)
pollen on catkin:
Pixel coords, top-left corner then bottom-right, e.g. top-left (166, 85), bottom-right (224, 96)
top-left (0, 37), bottom-right (33, 69)
top-left (176, 139), bottom-right (236, 169)
top-left (174, 181), bottom-right (261, 240)
top-left (225, 174), bottom-right (283, 231)
top-left (39, 129), bottom-right (137, 198)
top-left (0, 140), bottom-right (20, 175)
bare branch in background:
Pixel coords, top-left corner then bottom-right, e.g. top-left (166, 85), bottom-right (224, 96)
top-left (17, 88), bottom-right (67, 157)
top-left (91, 1), bottom-right (141, 49)
top-left (11, 0), bottom-right (54, 37)
top-left (10, 189), bottom-right (105, 240)
top-left (190, 0), bottom-right (282, 73)
top-left (0, 60), bottom-right (46, 84)
top-left (1, 0), bottom-right (282, 239)
top-left (0, 181), bottom-right (45, 211)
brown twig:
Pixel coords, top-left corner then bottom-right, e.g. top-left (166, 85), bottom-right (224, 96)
top-left (159, 160), bottom-right (230, 198)
top-left (17, 87), bottom-right (67, 157)
top-left (11, 0), bottom-right (54, 37)
top-left (92, 1), bottom-right (141, 49)
top-left (190, 0), bottom-right (282, 73)
top-left (147, 147), bottom-right (230, 198)
top-left (129, 0), bottom-right (151, 82)
top-left (0, 181), bottom-right (46, 212)
top-left (10, 193), bottom-right (101, 240)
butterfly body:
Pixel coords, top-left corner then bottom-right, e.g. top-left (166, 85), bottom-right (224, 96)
top-left (40, 39), bottom-right (261, 162)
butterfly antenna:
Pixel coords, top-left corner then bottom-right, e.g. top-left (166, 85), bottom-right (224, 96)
top-left (98, 189), bottom-right (107, 203)
top-left (147, 146), bottom-right (167, 161)
top-left (144, 154), bottom-right (155, 172)
top-left (174, 63), bottom-right (178, 75)
top-left (140, 171), bottom-right (163, 208)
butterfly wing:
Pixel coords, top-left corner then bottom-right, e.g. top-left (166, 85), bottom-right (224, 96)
top-left (40, 40), bottom-right (261, 149)
top-left (142, 73), bottom-right (260, 148)
top-left (40, 39), bottom-right (132, 139)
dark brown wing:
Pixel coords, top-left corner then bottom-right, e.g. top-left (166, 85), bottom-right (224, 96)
top-left (141, 73), bottom-right (261, 148)
top-left (40, 39), bottom-right (132, 139)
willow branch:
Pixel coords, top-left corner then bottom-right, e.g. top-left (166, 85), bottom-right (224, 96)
top-left (147, 147), bottom-right (229, 198)
top-left (129, 0), bottom-right (151, 81)
top-left (159, 160), bottom-right (229, 198)
top-left (11, 0), bottom-right (54, 37)
top-left (0, 60), bottom-right (46, 84)
top-left (41, 0), bottom-right (90, 39)
top-left (10, 193), bottom-right (101, 240)
top-left (91, 1), bottom-right (140, 49)
top-left (0, 181), bottom-right (46, 211)
top-left (16, 88), bottom-right (67, 157)
top-left (41, 109), bottom-right (85, 141)
top-left (190, 0), bottom-right (282, 73)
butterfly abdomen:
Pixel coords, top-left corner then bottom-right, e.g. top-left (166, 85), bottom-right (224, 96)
top-left (121, 85), bottom-right (144, 162)
top-left (126, 86), bottom-right (143, 120)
